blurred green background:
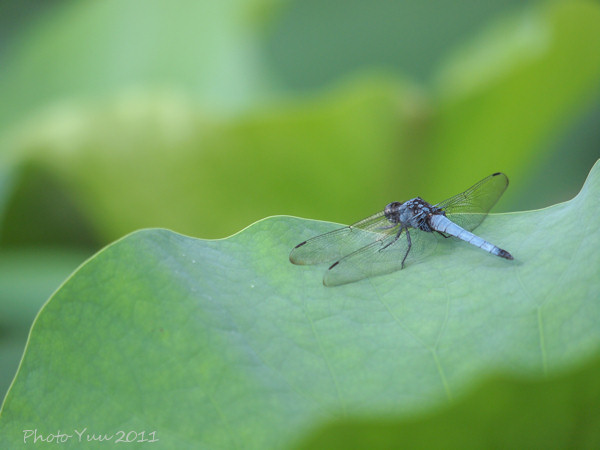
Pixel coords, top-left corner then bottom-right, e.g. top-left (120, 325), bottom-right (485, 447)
top-left (0, 0), bottom-right (598, 406)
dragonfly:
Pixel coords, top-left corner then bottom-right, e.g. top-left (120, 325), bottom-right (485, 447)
top-left (290, 172), bottom-right (513, 286)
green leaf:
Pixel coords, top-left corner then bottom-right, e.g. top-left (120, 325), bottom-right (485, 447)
top-left (0, 248), bottom-right (90, 404)
top-left (3, 1), bottom-right (599, 245)
top-left (1, 160), bottom-right (599, 448)
top-left (0, 0), bottom-right (275, 132)
top-left (421, 0), bottom-right (600, 206)
top-left (6, 77), bottom-right (419, 241)
top-left (294, 354), bottom-right (600, 449)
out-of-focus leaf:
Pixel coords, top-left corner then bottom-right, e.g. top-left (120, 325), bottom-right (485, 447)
top-left (0, 160), bottom-right (18, 225)
top-left (0, 163), bottom-right (97, 247)
top-left (3, 2), bottom-right (598, 244)
top-left (7, 78), bottom-right (422, 240)
top-left (422, 1), bottom-right (600, 206)
top-left (294, 355), bottom-right (600, 449)
top-left (265, 0), bottom-right (535, 89)
top-left (0, 0), bottom-right (275, 132)
top-left (0, 160), bottom-right (598, 448)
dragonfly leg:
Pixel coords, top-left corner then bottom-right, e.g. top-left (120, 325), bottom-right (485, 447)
top-left (380, 226), bottom-right (404, 251)
top-left (401, 229), bottom-right (412, 269)
top-left (436, 231), bottom-right (450, 238)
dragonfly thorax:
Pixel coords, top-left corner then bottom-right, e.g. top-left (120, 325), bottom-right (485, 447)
top-left (385, 197), bottom-right (442, 230)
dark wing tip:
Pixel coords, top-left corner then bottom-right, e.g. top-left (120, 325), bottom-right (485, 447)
top-left (322, 262), bottom-right (342, 287)
top-left (290, 241), bottom-right (306, 264)
top-left (294, 241), bottom-right (307, 249)
top-left (289, 241), bottom-right (307, 264)
top-left (492, 172), bottom-right (509, 187)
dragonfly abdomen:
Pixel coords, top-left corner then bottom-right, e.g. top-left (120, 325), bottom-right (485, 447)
top-left (429, 215), bottom-right (513, 260)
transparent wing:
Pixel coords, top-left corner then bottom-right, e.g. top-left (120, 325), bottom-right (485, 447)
top-left (323, 228), bottom-right (438, 286)
top-left (290, 211), bottom-right (394, 265)
top-left (434, 172), bottom-right (509, 232)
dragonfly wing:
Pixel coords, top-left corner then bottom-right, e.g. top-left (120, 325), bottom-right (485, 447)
top-left (434, 172), bottom-right (508, 232)
top-left (324, 228), bottom-right (438, 286)
top-left (290, 211), bottom-right (392, 265)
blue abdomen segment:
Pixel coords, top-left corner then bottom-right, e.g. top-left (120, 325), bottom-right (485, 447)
top-left (429, 215), bottom-right (513, 260)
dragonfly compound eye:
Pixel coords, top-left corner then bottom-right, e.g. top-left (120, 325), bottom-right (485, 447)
top-left (384, 202), bottom-right (402, 216)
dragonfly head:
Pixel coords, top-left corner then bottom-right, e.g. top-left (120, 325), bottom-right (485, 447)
top-left (384, 201), bottom-right (403, 221)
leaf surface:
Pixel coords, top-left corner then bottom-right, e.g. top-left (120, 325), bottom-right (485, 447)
top-left (1, 161), bottom-right (599, 448)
